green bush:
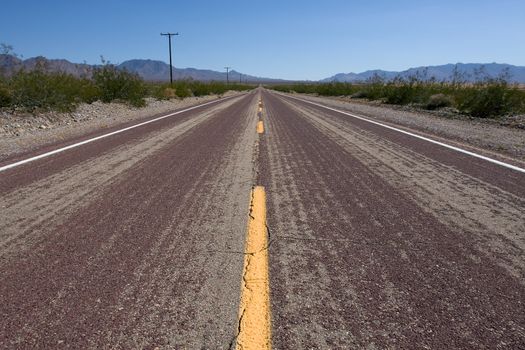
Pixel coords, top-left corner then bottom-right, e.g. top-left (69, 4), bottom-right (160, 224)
top-left (358, 75), bottom-right (385, 100)
top-left (426, 93), bottom-right (454, 110)
top-left (8, 69), bottom-right (93, 112)
top-left (92, 65), bottom-right (146, 107)
top-left (384, 83), bottom-right (416, 104)
top-left (455, 81), bottom-right (519, 118)
top-left (360, 83), bottom-right (385, 101)
top-left (1, 66), bottom-right (148, 111)
top-left (173, 83), bottom-right (192, 98)
top-left (0, 80), bottom-right (11, 107)
top-left (77, 78), bottom-right (100, 104)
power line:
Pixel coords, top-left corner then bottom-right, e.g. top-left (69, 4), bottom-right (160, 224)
top-left (160, 32), bottom-right (179, 86)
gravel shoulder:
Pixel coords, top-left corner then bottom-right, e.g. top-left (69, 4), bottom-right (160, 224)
top-left (0, 91), bottom-right (243, 161)
top-left (284, 93), bottom-right (525, 162)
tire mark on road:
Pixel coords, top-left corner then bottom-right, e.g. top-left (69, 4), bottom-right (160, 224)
top-left (282, 97), bottom-right (525, 282)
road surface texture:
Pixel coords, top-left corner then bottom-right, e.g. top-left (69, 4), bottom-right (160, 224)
top-left (259, 90), bottom-right (524, 349)
top-left (1, 87), bottom-right (524, 349)
top-left (0, 92), bottom-right (259, 348)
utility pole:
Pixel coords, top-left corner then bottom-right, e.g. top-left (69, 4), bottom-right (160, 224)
top-left (160, 32), bottom-right (179, 86)
top-left (225, 67), bottom-right (231, 85)
top-left (239, 73), bottom-right (242, 83)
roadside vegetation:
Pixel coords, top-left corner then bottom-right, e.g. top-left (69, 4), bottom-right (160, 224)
top-left (271, 75), bottom-right (525, 119)
top-left (0, 60), bottom-right (252, 113)
top-left (148, 80), bottom-right (251, 100)
top-left (0, 62), bottom-right (147, 111)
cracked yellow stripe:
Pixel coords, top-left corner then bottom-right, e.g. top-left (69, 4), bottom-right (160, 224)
top-left (257, 121), bottom-right (264, 134)
top-left (236, 186), bottom-right (271, 350)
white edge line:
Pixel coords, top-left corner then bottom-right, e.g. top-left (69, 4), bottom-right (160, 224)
top-left (277, 92), bottom-right (525, 174)
top-left (0, 95), bottom-right (240, 173)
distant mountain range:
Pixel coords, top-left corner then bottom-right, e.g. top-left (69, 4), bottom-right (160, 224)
top-left (0, 55), bottom-right (284, 83)
top-left (322, 63), bottom-right (525, 83)
top-left (119, 59), bottom-right (281, 82)
top-left (0, 54), bottom-right (93, 77)
top-left (1, 55), bottom-right (524, 84)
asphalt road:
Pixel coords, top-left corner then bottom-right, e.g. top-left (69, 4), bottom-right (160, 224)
top-left (1, 88), bottom-right (524, 349)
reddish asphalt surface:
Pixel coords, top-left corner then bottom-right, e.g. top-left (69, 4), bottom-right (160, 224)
top-left (1, 88), bottom-right (524, 349)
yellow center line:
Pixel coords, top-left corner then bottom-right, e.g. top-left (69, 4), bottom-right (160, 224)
top-left (236, 186), bottom-right (271, 350)
top-left (257, 121), bottom-right (264, 134)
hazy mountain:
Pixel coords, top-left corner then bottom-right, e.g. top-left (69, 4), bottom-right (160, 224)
top-left (119, 59), bottom-right (233, 81)
top-left (0, 55), bottom-right (281, 83)
top-left (0, 54), bottom-right (23, 71)
top-left (4, 55), bottom-right (523, 84)
top-left (322, 63), bottom-right (525, 83)
top-left (0, 55), bottom-right (93, 77)
top-left (118, 59), bottom-right (285, 83)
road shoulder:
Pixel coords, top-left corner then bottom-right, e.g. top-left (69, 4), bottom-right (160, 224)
top-left (281, 92), bottom-right (525, 162)
top-left (0, 92), bottom-right (244, 161)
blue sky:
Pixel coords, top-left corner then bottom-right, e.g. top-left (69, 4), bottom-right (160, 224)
top-left (1, 0), bottom-right (524, 80)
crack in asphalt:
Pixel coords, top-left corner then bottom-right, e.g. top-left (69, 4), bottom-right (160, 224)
top-left (230, 94), bottom-right (273, 350)
top-left (229, 186), bottom-right (257, 350)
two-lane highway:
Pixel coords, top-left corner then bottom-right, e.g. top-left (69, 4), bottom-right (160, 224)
top-left (1, 88), bottom-right (524, 349)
